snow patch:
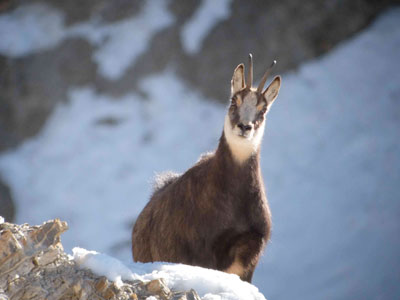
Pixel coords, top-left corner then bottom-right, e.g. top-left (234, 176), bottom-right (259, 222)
top-left (0, 70), bottom-right (222, 257)
top-left (69, 0), bottom-right (174, 79)
top-left (73, 247), bottom-right (140, 287)
top-left (141, 264), bottom-right (265, 300)
top-left (0, 0), bottom-right (174, 79)
top-left (73, 247), bottom-right (265, 300)
top-left (0, 216), bottom-right (4, 224)
top-left (0, 3), bottom-right (64, 57)
top-left (181, 0), bottom-right (232, 54)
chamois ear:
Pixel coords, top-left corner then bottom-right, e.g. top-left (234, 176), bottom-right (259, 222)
top-left (231, 64), bottom-right (245, 96)
top-left (262, 76), bottom-right (281, 107)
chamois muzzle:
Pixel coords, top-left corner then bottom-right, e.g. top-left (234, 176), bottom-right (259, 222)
top-left (238, 123), bottom-right (253, 132)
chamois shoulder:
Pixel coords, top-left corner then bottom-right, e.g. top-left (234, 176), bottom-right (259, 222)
top-left (152, 151), bottom-right (215, 194)
top-left (196, 151), bottom-right (215, 165)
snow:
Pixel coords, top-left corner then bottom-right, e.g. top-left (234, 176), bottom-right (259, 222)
top-left (181, 0), bottom-right (232, 54)
top-left (0, 70), bottom-right (222, 256)
top-left (72, 247), bottom-right (140, 287)
top-left (141, 264), bottom-right (265, 300)
top-left (0, 4), bottom-right (399, 300)
top-left (73, 247), bottom-right (265, 300)
top-left (252, 7), bottom-right (400, 299)
top-left (0, 216), bottom-right (4, 224)
top-left (68, 0), bottom-right (174, 79)
top-left (0, 3), bottom-right (64, 57)
top-left (0, 0), bottom-right (173, 79)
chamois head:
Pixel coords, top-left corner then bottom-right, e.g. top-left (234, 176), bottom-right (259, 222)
top-left (224, 54), bottom-right (281, 163)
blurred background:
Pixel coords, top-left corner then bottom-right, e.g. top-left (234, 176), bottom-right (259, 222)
top-left (0, 0), bottom-right (399, 299)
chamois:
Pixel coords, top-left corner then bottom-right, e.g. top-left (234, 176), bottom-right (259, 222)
top-left (132, 54), bottom-right (281, 283)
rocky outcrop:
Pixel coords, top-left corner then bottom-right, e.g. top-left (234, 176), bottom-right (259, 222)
top-left (0, 219), bottom-right (201, 300)
top-left (0, 37), bottom-right (97, 150)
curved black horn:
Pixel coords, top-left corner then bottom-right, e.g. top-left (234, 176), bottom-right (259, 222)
top-left (257, 60), bottom-right (276, 93)
top-left (246, 53), bottom-right (253, 88)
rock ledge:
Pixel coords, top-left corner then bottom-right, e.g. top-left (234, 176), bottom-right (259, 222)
top-left (0, 219), bottom-right (200, 300)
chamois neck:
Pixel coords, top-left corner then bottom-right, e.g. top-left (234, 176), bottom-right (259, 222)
top-left (216, 133), bottom-right (261, 170)
top-left (222, 115), bottom-right (264, 165)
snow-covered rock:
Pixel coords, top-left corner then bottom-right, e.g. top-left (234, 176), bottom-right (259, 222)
top-left (74, 247), bottom-right (266, 300)
top-left (0, 219), bottom-right (265, 300)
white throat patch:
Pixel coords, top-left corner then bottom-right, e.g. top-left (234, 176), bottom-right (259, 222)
top-left (223, 114), bottom-right (265, 164)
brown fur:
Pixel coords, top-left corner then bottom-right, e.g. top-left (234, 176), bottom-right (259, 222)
top-left (132, 55), bottom-right (279, 283)
top-left (132, 133), bottom-right (271, 282)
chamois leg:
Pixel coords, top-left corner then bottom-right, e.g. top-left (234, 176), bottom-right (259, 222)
top-left (223, 231), bottom-right (264, 283)
top-left (132, 218), bottom-right (154, 262)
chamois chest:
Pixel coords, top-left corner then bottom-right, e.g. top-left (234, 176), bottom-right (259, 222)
top-left (202, 153), bottom-right (269, 236)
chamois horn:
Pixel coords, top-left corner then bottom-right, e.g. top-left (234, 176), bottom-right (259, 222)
top-left (246, 53), bottom-right (253, 88)
top-left (257, 60), bottom-right (277, 94)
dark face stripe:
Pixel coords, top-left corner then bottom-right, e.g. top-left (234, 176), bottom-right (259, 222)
top-left (229, 90), bottom-right (267, 129)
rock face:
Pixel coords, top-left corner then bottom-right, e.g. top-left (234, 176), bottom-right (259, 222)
top-left (0, 0), bottom-right (395, 152)
top-left (0, 219), bottom-right (201, 300)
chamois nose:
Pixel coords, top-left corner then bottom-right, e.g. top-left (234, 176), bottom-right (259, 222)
top-left (238, 123), bottom-right (253, 132)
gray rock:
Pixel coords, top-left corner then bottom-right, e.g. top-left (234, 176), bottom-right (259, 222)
top-left (175, 0), bottom-right (396, 101)
top-left (0, 37), bottom-right (97, 151)
top-left (145, 279), bottom-right (171, 300)
top-left (0, 219), bottom-right (204, 300)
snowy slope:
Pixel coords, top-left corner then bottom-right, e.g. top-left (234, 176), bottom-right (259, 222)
top-left (0, 75), bottom-right (223, 256)
top-left (255, 8), bottom-right (400, 299)
top-left (0, 4), bottom-right (400, 300)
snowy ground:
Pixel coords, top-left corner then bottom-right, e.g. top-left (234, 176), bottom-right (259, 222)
top-left (0, 3), bottom-right (400, 300)
top-left (73, 247), bottom-right (265, 300)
